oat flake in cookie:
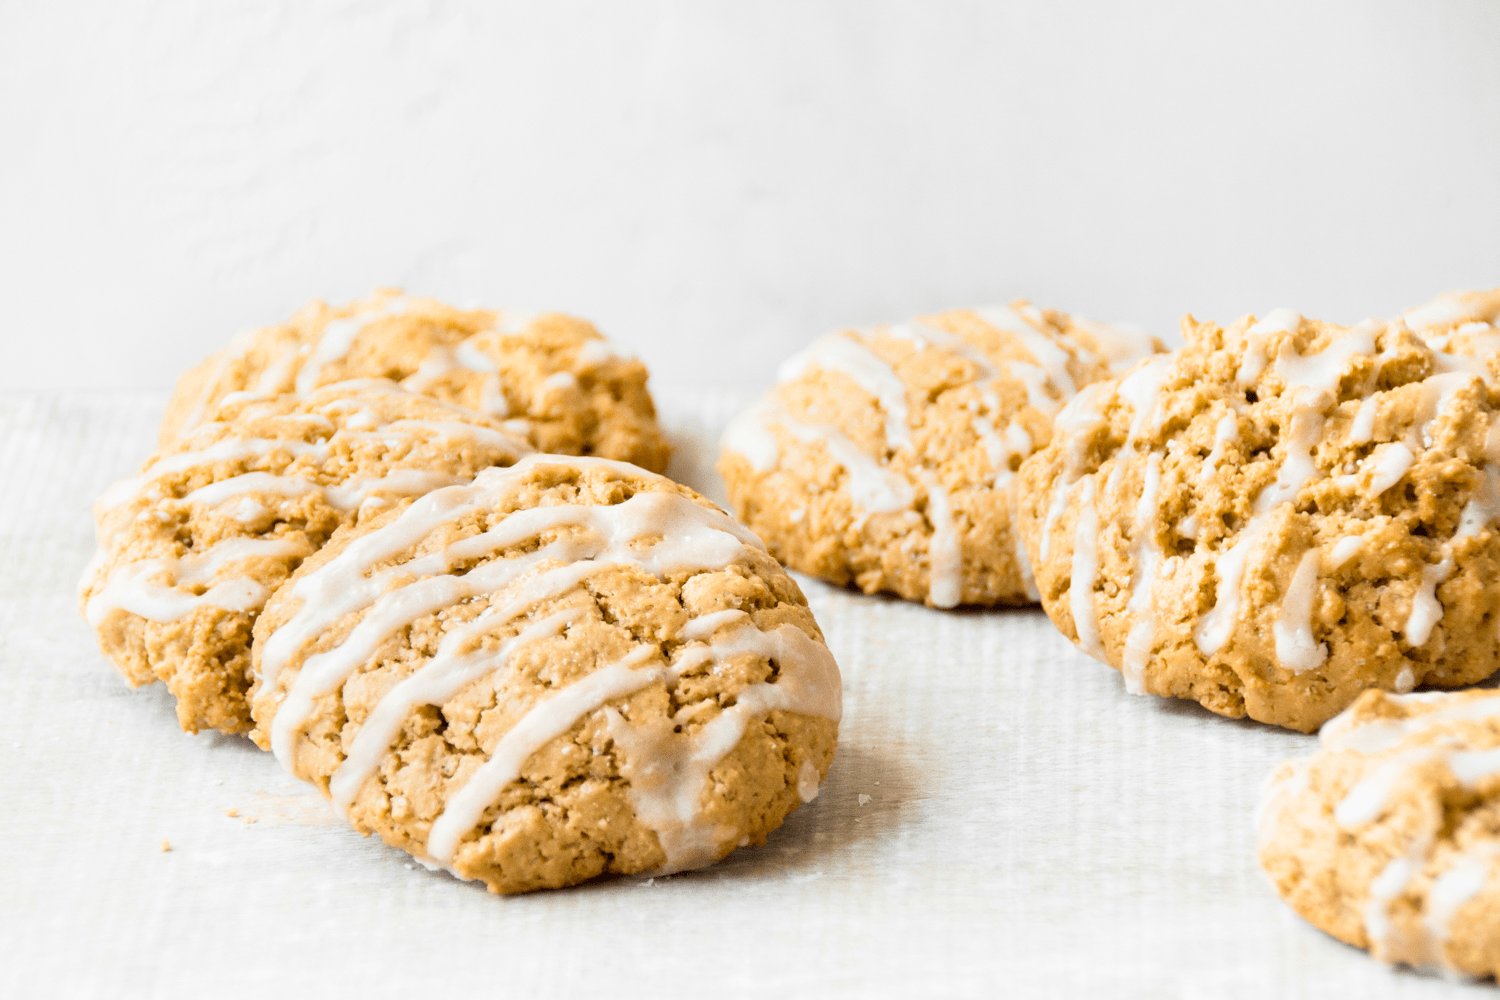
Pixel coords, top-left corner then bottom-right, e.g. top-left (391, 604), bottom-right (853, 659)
top-left (1016, 308), bottom-right (1500, 732)
top-left (718, 303), bottom-right (1160, 608)
top-left (79, 380), bottom-right (531, 735)
top-left (1259, 689), bottom-right (1500, 976)
top-left (160, 288), bottom-right (671, 472)
top-left (249, 455), bottom-right (841, 894)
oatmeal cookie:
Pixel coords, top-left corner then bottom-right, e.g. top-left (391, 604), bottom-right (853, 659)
top-left (160, 289), bottom-right (670, 472)
top-left (249, 455), bottom-right (841, 894)
top-left (80, 380), bottom-right (531, 734)
top-left (1259, 688), bottom-right (1500, 977)
top-left (1017, 309), bottom-right (1500, 731)
top-left (718, 303), bottom-right (1160, 608)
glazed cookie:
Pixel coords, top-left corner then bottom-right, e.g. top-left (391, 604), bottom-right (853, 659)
top-left (160, 289), bottom-right (671, 472)
top-left (1016, 309), bottom-right (1500, 732)
top-left (718, 303), bottom-right (1160, 608)
top-left (80, 380), bottom-right (531, 735)
top-left (249, 455), bottom-right (841, 894)
top-left (1259, 688), bottom-right (1500, 977)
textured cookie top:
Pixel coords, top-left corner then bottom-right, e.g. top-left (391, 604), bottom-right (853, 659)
top-left (1259, 688), bottom-right (1500, 977)
top-left (250, 456), bottom-right (842, 892)
top-left (718, 303), bottom-right (1159, 608)
top-left (1019, 309), bottom-right (1500, 730)
top-left (161, 289), bottom-right (671, 472)
top-left (79, 381), bottom-right (530, 732)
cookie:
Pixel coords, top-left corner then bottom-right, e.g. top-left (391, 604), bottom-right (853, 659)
top-left (1016, 309), bottom-right (1500, 731)
top-left (80, 380), bottom-right (532, 735)
top-left (718, 303), bottom-right (1160, 608)
top-left (248, 455), bottom-right (841, 894)
top-left (160, 289), bottom-right (671, 472)
top-left (1259, 688), bottom-right (1500, 977)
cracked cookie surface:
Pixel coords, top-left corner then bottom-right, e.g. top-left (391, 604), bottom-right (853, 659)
top-left (249, 455), bottom-right (841, 894)
top-left (160, 289), bottom-right (671, 472)
top-left (1016, 308), bottom-right (1500, 731)
top-left (1259, 688), bottom-right (1500, 977)
top-left (718, 303), bottom-right (1159, 608)
top-left (80, 380), bottom-right (531, 735)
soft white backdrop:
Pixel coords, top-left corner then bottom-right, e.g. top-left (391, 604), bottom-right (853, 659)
top-left (3, 1), bottom-right (1498, 391)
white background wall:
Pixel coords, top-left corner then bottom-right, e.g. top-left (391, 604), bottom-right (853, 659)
top-left (3, 1), bottom-right (1497, 392)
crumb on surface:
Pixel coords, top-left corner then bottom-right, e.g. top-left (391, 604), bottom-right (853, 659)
top-left (224, 808), bottom-right (239, 818)
top-left (858, 793), bottom-right (872, 806)
top-left (159, 839), bottom-right (171, 852)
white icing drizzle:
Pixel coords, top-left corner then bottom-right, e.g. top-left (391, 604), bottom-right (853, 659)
top-left (974, 305), bottom-right (1079, 397)
top-left (918, 471), bottom-right (962, 609)
top-left (719, 397), bottom-right (783, 473)
top-left (254, 345), bottom-right (302, 395)
top-left (1403, 291), bottom-right (1500, 332)
top-left (1273, 550), bottom-right (1327, 674)
top-left (1336, 748), bottom-right (1436, 829)
top-left (85, 536), bottom-right (306, 626)
top-left (777, 331), bottom-right (912, 451)
top-left (1276, 325), bottom-right (1376, 392)
top-left (776, 412), bottom-right (915, 514)
top-left (1067, 316), bottom-right (1159, 374)
top-left (1338, 442), bottom-right (1415, 497)
top-left (1039, 383), bottom-right (1108, 563)
top-left (1329, 534), bottom-right (1365, 569)
top-left (1199, 413), bottom-right (1240, 482)
top-left (98, 438), bottom-right (331, 512)
top-left (1236, 310), bottom-right (1303, 385)
top-left (1350, 396), bottom-right (1380, 445)
top-left (295, 298), bottom-right (411, 394)
top-left (1068, 477), bottom-right (1105, 661)
top-left (184, 472), bottom-right (318, 507)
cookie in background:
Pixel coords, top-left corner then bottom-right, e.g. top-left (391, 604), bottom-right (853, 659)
top-left (1016, 305), bottom-right (1500, 731)
top-left (80, 380), bottom-right (532, 735)
top-left (161, 289), bottom-right (671, 473)
top-left (718, 302), bottom-right (1161, 609)
top-left (1259, 688), bottom-right (1500, 978)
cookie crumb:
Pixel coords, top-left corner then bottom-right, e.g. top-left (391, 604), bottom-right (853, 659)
top-left (224, 808), bottom-right (239, 818)
top-left (858, 793), bottom-right (872, 806)
top-left (159, 839), bottom-right (171, 852)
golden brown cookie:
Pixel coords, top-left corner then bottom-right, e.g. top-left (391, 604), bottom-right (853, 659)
top-left (249, 455), bottom-right (841, 894)
top-left (1016, 309), bottom-right (1500, 732)
top-left (1401, 287), bottom-right (1500, 360)
top-left (1259, 688), bottom-right (1500, 977)
top-left (80, 380), bottom-right (531, 735)
top-left (718, 303), bottom-right (1160, 608)
top-left (161, 289), bottom-right (670, 472)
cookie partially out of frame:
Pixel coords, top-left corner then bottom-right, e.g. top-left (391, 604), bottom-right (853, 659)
top-left (80, 380), bottom-right (531, 734)
top-left (161, 289), bottom-right (671, 472)
top-left (1016, 308), bottom-right (1500, 732)
top-left (1260, 688), bottom-right (1500, 977)
top-left (249, 455), bottom-right (841, 894)
top-left (718, 303), bottom-right (1160, 608)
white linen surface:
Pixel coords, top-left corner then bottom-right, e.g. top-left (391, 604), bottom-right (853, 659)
top-left (0, 388), bottom-right (1483, 999)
